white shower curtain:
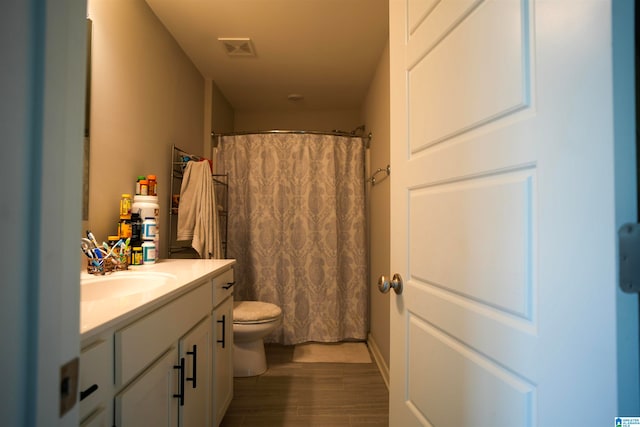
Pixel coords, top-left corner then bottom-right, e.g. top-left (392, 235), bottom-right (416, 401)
top-left (216, 133), bottom-right (368, 345)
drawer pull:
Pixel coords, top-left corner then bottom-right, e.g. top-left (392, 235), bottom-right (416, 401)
top-left (222, 281), bottom-right (235, 290)
top-left (186, 345), bottom-right (197, 389)
top-left (217, 315), bottom-right (226, 348)
top-left (79, 384), bottom-right (98, 401)
top-left (173, 357), bottom-right (185, 406)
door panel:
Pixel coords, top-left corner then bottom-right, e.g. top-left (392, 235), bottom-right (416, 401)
top-left (410, 169), bottom-right (535, 318)
top-left (408, 0), bottom-right (530, 151)
top-left (390, 0), bottom-right (619, 425)
top-left (407, 316), bottom-right (535, 426)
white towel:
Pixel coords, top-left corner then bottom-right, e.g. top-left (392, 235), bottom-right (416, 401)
top-left (176, 160), bottom-right (222, 258)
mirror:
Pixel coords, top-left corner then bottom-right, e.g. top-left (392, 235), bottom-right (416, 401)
top-left (82, 18), bottom-right (92, 221)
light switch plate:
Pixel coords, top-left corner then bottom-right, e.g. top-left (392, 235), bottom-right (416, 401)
top-left (59, 357), bottom-right (79, 417)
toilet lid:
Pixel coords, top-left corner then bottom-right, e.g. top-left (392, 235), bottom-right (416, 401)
top-left (233, 301), bottom-right (282, 324)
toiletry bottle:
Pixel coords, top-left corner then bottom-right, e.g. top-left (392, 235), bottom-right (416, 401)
top-left (132, 246), bottom-right (143, 265)
top-left (142, 217), bottom-right (156, 241)
top-left (119, 193), bottom-right (132, 219)
top-left (118, 218), bottom-right (132, 239)
top-left (142, 241), bottom-right (156, 264)
top-left (130, 213), bottom-right (142, 246)
top-left (135, 176), bottom-right (146, 195)
top-left (142, 216), bottom-right (157, 263)
top-left (139, 179), bottom-right (149, 196)
top-left (147, 174), bottom-right (157, 196)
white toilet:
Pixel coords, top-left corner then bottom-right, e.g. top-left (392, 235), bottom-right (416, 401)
top-left (232, 300), bottom-right (282, 377)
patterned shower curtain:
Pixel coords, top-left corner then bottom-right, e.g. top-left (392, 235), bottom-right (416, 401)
top-left (216, 133), bottom-right (368, 345)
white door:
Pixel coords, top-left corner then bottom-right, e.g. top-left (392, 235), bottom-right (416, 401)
top-left (2, 0), bottom-right (86, 425)
top-left (389, 1), bottom-right (621, 425)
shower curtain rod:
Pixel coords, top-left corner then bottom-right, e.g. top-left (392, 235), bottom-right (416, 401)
top-left (212, 129), bottom-right (372, 148)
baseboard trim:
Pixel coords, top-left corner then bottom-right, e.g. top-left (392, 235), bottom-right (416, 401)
top-left (367, 333), bottom-right (389, 390)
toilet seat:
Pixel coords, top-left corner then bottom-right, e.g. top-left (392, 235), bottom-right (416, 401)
top-left (233, 301), bottom-right (282, 324)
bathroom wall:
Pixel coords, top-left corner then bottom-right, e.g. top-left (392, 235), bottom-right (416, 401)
top-left (205, 79), bottom-right (235, 162)
top-left (210, 80), bottom-right (235, 163)
top-left (362, 41), bottom-right (391, 375)
top-left (234, 108), bottom-right (362, 132)
top-left (212, 82), bottom-right (235, 135)
top-left (85, 0), bottom-right (204, 258)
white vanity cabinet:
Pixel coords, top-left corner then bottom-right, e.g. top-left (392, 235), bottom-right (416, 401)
top-left (113, 315), bottom-right (212, 427)
top-left (79, 261), bottom-right (236, 427)
top-left (114, 281), bottom-right (211, 426)
top-left (212, 268), bottom-right (234, 426)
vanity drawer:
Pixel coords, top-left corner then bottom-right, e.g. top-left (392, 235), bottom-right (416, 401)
top-left (79, 338), bottom-right (112, 422)
top-left (115, 282), bottom-right (211, 386)
top-left (212, 268), bottom-right (234, 307)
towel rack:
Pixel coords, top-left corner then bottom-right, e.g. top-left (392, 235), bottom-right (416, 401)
top-left (168, 144), bottom-right (229, 258)
top-left (367, 165), bottom-right (390, 185)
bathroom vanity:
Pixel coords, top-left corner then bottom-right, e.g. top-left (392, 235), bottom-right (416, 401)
top-left (78, 259), bottom-right (235, 427)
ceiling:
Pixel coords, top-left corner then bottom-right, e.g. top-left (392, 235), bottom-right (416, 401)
top-left (144, 0), bottom-right (389, 112)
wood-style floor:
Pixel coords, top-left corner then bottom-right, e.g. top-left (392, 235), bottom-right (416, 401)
top-left (220, 344), bottom-right (389, 427)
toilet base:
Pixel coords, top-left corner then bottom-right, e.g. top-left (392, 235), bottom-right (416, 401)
top-left (233, 338), bottom-right (267, 377)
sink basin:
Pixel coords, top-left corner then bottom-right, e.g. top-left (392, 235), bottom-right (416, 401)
top-left (81, 272), bottom-right (177, 302)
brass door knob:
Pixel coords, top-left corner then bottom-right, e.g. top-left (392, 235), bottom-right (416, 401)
top-left (377, 273), bottom-right (403, 295)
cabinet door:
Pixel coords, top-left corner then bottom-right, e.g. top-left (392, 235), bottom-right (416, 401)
top-left (80, 406), bottom-right (108, 427)
top-left (115, 347), bottom-right (179, 427)
top-left (180, 316), bottom-right (212, 427)
top-left (213, 295), bottom-right (234, 426)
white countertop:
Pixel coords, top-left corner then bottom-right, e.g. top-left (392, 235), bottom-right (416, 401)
top-left (80, 258), bottom-right (235, 339)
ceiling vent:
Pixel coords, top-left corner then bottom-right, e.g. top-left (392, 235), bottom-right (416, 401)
top-left (218, 38), bottom-right (255, 57)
